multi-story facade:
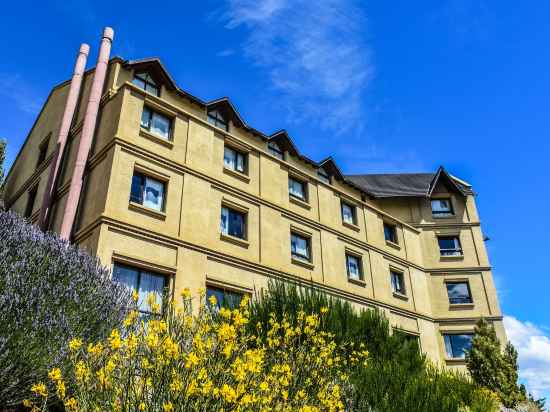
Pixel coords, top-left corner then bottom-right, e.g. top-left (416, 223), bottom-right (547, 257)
top-left (4, 52), bottom-right (505, 370)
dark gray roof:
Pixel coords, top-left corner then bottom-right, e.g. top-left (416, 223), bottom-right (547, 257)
top-left (345, 169), bottom-right (474, 198)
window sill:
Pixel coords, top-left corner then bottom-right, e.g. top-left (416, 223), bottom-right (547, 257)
top-left (432, 214), bottom-right (456, 219)
top-left (220, 233), bottom-right (250, 248)
top-left (386, 240), bottom-right (401, 250)
top-left (291, 258), bottom-right (314, 270)
top-left (392, 291), bottom-right (408, 301)
top-left (223, 167), bottom-right (250, 183)
top-left (139, 128), bottom-right (174, 148)
top-left (445, 358), bottom-right (466, 365)
top-left (342, 221), bottom-right (361, 232)
top-left (449, 303), bottom-right (475, 310)
top-left (348, 277), bottom-right (366, 287)
top-left (289, 195), bottom-right (311, 210)
top-left (129, 202), bottom-right (166, 220)
top-left (440, 254), bottom-right (464, 261)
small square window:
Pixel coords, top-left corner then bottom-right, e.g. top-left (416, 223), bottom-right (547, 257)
top-left (317, 168), bottom-right (330, 184)
top-left (438, 236), bottom-right (462, 256)
top-left (446, 282), bottom-right (472, 304)
top-left (289, 177), bottom-right (307, 202)
top-left (208, 109), bottom-right (229, 132)
top-left (431, 198), bottom-right (453, 217)
top-left (268, 141), bottom-right (284, 160)
top-left (36, 138), bottom-right (49, 168)
top-left (443, 334), bottom-right (473, 359)
top-left (224, 146), bottom-right (247, 174)
top-left (341, 202), bottom-right (356, 225)
top-left (346, 253), bottom-right (363, 281)
top-left (133, 72), bottom-right (160, 97)
top-left (130, 171), bottom-right (166, 212)
top-left (390, 270), bottom-right (406, 295)
top-left (112, 263), bottom-right (168, 315)
top-left (291, 232), bottom-right (311, 262)
top-left (24, 185), bottom-right (38, 218)
top-left (220, 206), bottom-right (247, 240)
top-left (206, 286), bottom-right (243, 310)
top-left (141, 107), bottom-right (172, 140)
top-left (384, 223), bottom-right (398, 244)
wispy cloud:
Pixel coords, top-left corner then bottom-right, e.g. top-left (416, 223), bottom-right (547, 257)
top-left (504, 316), bottom-right (550, 400)
top-left (222, 0), bottom-right (374, 134)
top-left (217, 48), bottom-right (236, 57)
top-left (0, 73), bottom-right (42, 115)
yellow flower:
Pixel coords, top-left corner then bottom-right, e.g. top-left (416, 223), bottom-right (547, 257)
top-left (138, 403), bottom-right (146, 411)
top-left (109, 329), bottom-right (122, 350)
top-left (181, 287), bottom-right (191, 299)
top-left (48, 367), bottom-right (62, 382)
top-left (163, 401), bottom-right (174, 412)
top-left (69, 338), bottom-right (82, 351)
top-left (31, 382), bottom-right (47, 398)
top-left (56, 380), bottom-right (66, 399)
top-left (208, 294), bottom-right (217, 306)
top-left (64, 397), bottom-right (78, 411)
top-left (22, 399), bottom-right (33, 408)
top-left (320, 306), bottom-right (328, 314)
top-left (132, 290), bottom-right (139, 302)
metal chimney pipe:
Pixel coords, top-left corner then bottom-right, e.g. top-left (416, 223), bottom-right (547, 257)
top-left (38, 43), bottom-right (90, 230)
top-left (60, 27), bottom-right (114, 240)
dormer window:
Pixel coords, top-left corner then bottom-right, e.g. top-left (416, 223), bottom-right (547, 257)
top-left (268, 141), bottom-right (284, 160)
top-left (133, 72), bottom-right (160, 97)
top-left (208, 109), bottom-right (229, 132)
top-left (317, 168), bottom-right (330, 184)
top-left (431, 198), bottom-right (453, 217)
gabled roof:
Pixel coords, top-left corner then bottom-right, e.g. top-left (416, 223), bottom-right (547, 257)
top-left (121, 57), bottom-right (475, 199)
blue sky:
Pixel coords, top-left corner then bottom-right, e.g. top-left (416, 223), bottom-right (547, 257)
top-left (2, 0), bottom-right (550, 399)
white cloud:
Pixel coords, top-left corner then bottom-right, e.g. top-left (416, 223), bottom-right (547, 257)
top-left (504, 315), bottom-right (550, 400)
top-left (0, 73), bottom-right (42, 115)
top-left (222, 0), bottom-right (374, 134)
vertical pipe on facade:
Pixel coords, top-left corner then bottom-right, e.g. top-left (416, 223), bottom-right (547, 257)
top-left (59, 27), bottom-right (114, 240)
top-left (38, 44), bottom-right (90, 230)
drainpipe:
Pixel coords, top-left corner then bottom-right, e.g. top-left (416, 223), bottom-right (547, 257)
top-left (38, 43), bottom-right (90, 230)
top-left (60, 27), bottom-right (114, 240)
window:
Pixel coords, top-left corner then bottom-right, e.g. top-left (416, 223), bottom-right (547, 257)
top-left (132, 72), bottom-right (160, 97)
top-left (346, 254), bottom-right (362, 281)
top-left (36, 138), bottom-right (49, 167)
top-left (208, 109), bottom-right (229, 131)
top-left (443, 334), bottom-right (473, 359)
top-left (24, 186), bottom-right (38, 218)
top-left (291, 232), bottom-right (311, 262)
top-left (446, 282), bottom-right (473, 304)
top-left (130, 172), bottom-right (165, 212)
top-left (268, 141), bottom-right (284, 160)
top-left (288, 177), bottom-right (307, 202)
top-left (438, 236), bottom-right (462, 256)
top-left (141, 106), bottom-right (171, 140)
top-left (384, 223), bottom-right (398, 244)
top-left (206, 286), bottom-right (243, 309)
top-left (390, 270), bottom-right (406, 295)
top-left (223, 146), bottom-right (246, 174)
top-left (112, 263), bottom-right (168, 315)
top-left (341, 202), bottom-right (356, 225)
top-left (431, 198), bottom-right (453, 217)
top-left (317, 168), bottom-right (330, 184)
top-left (220, 206), bottom-right (246, 240)
top-left (394, 330), bottom-right (420, 351)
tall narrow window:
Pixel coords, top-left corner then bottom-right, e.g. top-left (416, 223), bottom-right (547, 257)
top-left (112, 263), bottom-right (168, 315)
top-left (390, 270), bottom-right (406, 295)
top-left (220, 206), bottom-right (247, 240)
top-left (268, 141), bottom-right (284, 160)
top-left (443, 334), bottom-right (473, 359)
top-left (223, 146), bottom-right (246, 174)
top-left (208, 109), bottom-right (229, 131)
top-left (317, 168), bottom-right (330, 184)
top-left (24, 185), bottom-right (38, 218)
top-left (36, 138), bottom-right (49, 168)
top-left (446, 282), bottom-right (473, 304)
top-left (132, 72), bottom-right (160, 97)
top-left (384, 223), bottom-right (398, 244)
top-left (206, 286), bottom-right (243, 309)
top-left (141, 107), bottom-right (171, 140)
top-left (438, 236), bottom-right (463, 256)
top-left (291, 233), bottom-right (311, 262)
top-left (341, 201), bottom-right (356, 225)
top-left (288, 177), bottom-right (307, 202)
top-left (431, 198), bottom-right (453, 217)
top-left (130, 172), bottom-right (166, 212)
top-left (346, 254), bottom-right (362, 281)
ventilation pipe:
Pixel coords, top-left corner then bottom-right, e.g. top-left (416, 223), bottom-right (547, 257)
top-left (60, 27), bottom-right (114, 240)
top-left (38, 43), bottom-right (90, 230)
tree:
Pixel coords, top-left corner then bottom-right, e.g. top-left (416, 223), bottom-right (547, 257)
top-left (466, 318), bottom-right (526, 408)
top-left (0, 211), bottom-right (132, 408)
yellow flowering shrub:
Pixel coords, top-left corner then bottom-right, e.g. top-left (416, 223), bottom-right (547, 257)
top-left (26, 290), bottom-right (365, 411)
